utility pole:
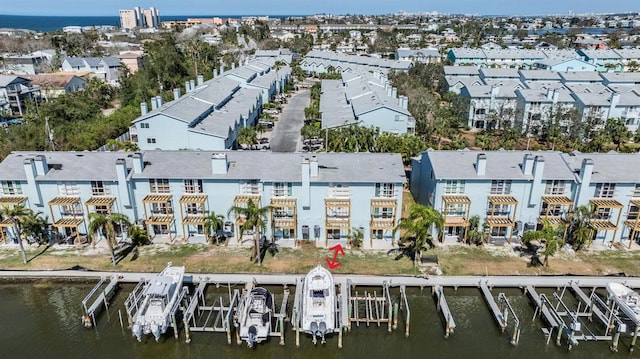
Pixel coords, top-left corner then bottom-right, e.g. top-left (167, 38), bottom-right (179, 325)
top-left (45, 117), bottom-right (55, 151)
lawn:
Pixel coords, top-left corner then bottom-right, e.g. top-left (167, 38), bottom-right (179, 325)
top-left (2, 240), bottom-right (640, 278)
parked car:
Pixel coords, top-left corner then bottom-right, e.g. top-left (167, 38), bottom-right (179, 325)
top-left (251, 137), bottom-right (270, 150)
top-left (258, 120), bottom-right (274, 129)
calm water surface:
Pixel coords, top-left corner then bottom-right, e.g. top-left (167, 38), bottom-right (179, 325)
top-left (0, 282), bottom-right (636, 359)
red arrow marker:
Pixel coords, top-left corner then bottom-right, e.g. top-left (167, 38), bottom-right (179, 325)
top-left (326, 244), bottom-right (345, 269)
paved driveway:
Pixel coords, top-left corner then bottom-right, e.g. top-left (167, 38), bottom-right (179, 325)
top-left (270, 90), bottom-right (310, 152)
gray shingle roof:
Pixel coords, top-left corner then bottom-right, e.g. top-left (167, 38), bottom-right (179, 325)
top-left (137, 151), bottom-right (406, 183)
top-left (425, 150), bottom-right (575, 181)
top-left (560, 152), bottom-right (640, 183)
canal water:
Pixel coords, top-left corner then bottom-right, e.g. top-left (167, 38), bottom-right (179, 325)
top-left (0, 281), bottom-right (636, 359)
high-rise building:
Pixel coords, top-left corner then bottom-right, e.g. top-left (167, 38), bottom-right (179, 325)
top-left (119, 6), bottom-right (159, 30)
top-left (142, 7), bottom-right (160, 28)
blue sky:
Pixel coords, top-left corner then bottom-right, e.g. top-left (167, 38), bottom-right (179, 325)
top-left (1, 0), bottom-right (639, 16)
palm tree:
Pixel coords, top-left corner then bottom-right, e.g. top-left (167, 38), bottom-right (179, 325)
top-left (228, 199), bottom-right (273, 266)
top-left (203, 211), bottom-right (225, 245)
top-left (87, 212), bottom-right (131, 266)
top-left (349, 227), bottom-right (364, 249)
top-left (0, 205), bottom-right (32, 264)
top-left (522, 220), bottom-right (565, 267)
top-left (566, 205), bottom-right (595, 250)
top-left (272, 60), bottom-right (287, 94)
top-left (21, 211), bottom-right (49, 246)
top-left (393, 204), bottom-right (444, 267)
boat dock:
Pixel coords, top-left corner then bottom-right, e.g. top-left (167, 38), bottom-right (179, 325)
top-left (14, 270), bottom-right (637, 352)
top-left (479, 281), bottom-right (520, 344)
top-left (433, 285), bottom-right (455, 337)
top-left (81, 274), bottom-right (120, 328)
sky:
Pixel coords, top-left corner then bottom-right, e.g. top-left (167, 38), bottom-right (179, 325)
top-left (0, 0), bottom-right (639, 17)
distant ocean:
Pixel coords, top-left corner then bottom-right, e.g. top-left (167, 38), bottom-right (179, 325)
top-left (0, 14), bottom-right (300, 33)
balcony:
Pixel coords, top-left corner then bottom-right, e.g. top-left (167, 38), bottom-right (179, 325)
top-left (179, 194), bottom-right (208, 237)
top-left (48, 196), bottom-right (84, 233)
top-left (624, 199), bottom-right (640, 249)
top-left (589, 198), bottom-right (623, 247)
top-left (486, 195), bottom-right (518, 243)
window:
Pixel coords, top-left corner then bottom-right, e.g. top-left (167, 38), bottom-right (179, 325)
top-left (487, 203), bottom-right (510, 216)
top-left (490, 180), bottom-right (511, 195)
top-left (91, 181), bottom-right (109, 196)
top-left (327, 206), bottom-right (349, 218)
top-left (149, 178), bottom-right (170, 193)
top-left (151, 202), bottom-right (173, 214)
top-left (183, 179), bottom-right (203, 193)
top-left (273, 182), bottom-right (292, 197)
top-left (633, 184), bottom-right (640, 198)
top-left (329, 183), bottom-right (350, 197)
top-left (375, 183), bottom-right (395, 197)
top-left (594, 183), bottom-right (615, 198)
top-left (475, 108), bottom-right (486, 115)
top-left (94, 205), bottom-right (109, 215)
top-left (445, 204), bottom-right (465, 216)
top-left (540, 203), bottom-right (563, 216)
top-left (595, 207), bottom-right (611, 220)
top-left (444, 180), bottom-right (465, 194)
top-left (147, 138), bottom-right (156, 144)
top-left (185, 203), bottom-right (203, 215)
top-left (544, 180), bottom-right (566, 195)
top-left (58, 183), bottom-right (80, 196)
top-left (1, 181), bottom-right (22, 195)
top-left (274, 207), bottom-right (294, 218)
top-left (628, 205), bottom-right (639, 221)
top-left (140, 123), bottom-right (149, 129)
top-left (373, 207), bottom-right (395, 219)
top-left (239, 180), bottom-right (260, 194)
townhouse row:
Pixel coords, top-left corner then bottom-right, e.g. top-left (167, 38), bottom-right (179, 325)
top-left (446, 66), bottom-right (640, 133)
top-left (131, 57), bottom-right (291, 151)
top-left (447, 48), bottom-right (640, 72)
top-left (411, 150), bottom-right (640, 247)
top-left (320, 71), bottom-right (414, 134)
top-left (0, 150), bottom-right (404, 249)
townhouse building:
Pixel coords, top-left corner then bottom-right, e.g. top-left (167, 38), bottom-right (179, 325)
top-left (61, 57), bottom-right (122, 85)
top-left (0, 150), bottom-right (404, 250)
top-left (0, 75), bottom-right (40, 117)
top-left (300, 51), bottom-right (411, 75)
top-left (411, 149), bottom-right (640, 247)
top-left (131, 58), bottom-right (291, 151)
top-left (319, 71), bottom-right (414, 134)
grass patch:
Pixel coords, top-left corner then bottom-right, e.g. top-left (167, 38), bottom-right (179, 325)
top-left (3, 241), bottom-right (640, 277)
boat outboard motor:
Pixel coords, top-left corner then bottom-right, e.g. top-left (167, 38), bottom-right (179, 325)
top-left (318, 321), bottom-right (327, 344)
top-left (248, 325), bottom-right (257, 348)
top-left (310, 321), bottom-right (318, 344)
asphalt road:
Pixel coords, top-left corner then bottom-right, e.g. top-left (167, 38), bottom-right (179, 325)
top-left (270, 89), bottom-right (310, 152)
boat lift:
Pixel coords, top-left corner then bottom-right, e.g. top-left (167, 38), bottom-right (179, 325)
top-left (81, 274), bottom-right (120, 328)
top-left (182, 280), bottom-right (290, 345)
top-left (527, 284), bottom-right (632, 351)
top-left (123, 275), bottom-right (189, 341)
top-left (433, 285), bottom-right (456, 338)
top-left (479, 281), bottom-right (520, 345)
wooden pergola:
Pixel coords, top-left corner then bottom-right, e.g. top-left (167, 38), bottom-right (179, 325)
top-left (84, 196), bottom-right (116, 215)
top-left (486, 195), bottom-right (518, 243)
top-left (0, 196), bottom-right (27, 243)
top-left (370, 198), bottom-right (398, 246)
top-left (539, 195), bottom-right (573, 238)
top-left (179, 194), bottom-right (208, 241)
top-left (441, 195), bottom-right (471, 244)
top-left (270, 197), bottom-right (297, 245)
top-left (232, 194), bottom-right (261, 243)
top-left (325, 198), bottom-right (351, 248)
top-left (624, 200), bottom-right (640, 249)
top-left (48, 196), bottom-right (84, 237)
top-left (589, 198), bottom-right (623, 247)
top-left (142, 194), bottom-right (174, 241)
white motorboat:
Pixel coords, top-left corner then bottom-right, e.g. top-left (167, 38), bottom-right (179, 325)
top-left (131, 263), bottom-right (185, 342)
top-left (237, 287), bottom-right (275, 347)
top-left (606, 282), bottom-right (640, 322)
top-left (300, 264), bottom-right (336, 344)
